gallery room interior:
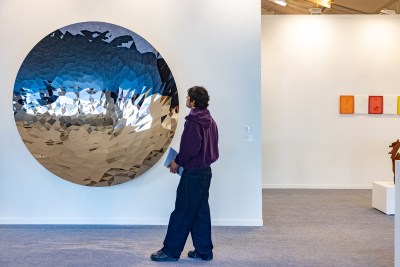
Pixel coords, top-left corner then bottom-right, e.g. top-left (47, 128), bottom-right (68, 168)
top-left (0, 0), bottom-right (399, 266)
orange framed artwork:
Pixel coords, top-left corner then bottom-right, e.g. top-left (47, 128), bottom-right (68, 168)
top-left (339, 95), bottom-right (354, 114)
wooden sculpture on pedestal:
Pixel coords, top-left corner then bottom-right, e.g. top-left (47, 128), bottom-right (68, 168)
top-left (389, 139), bottom-right (400, 184)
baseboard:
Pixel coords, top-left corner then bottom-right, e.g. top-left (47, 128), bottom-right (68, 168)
top-left (0, 218), bottom-right (169, 225)
top-left (212, 219), bottom-right (263, 226)
top-left (262, 184), bottom-right (372, 189)
top-left (0, 218), bottom-right (263, 227)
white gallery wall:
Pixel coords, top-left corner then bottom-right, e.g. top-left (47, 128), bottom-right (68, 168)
top-left (0, 0), bottom-right (262, 225)
top-left (262, 15), bottom-right (400, 189)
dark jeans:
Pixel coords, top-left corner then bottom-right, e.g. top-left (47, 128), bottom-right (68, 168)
top-left (162, 167), bottom-right (213, 259)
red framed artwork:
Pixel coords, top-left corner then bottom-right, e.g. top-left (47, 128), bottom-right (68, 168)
top-left (368, 96), bottom-right (383, 114)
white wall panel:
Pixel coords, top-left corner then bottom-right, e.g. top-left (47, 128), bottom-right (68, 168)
top-left (0, 0), bottom-right (262, 225)
top-left (262, 15), bottom-right (400, 188)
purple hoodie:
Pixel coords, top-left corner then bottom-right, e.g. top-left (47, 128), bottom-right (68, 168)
top-left (175, 108), bottom-right (219, 169)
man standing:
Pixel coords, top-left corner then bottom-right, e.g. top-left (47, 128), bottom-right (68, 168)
top-left (151, 86), bottom-right (219, 262)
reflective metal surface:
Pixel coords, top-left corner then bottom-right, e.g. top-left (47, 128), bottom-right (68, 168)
top-left (13, 22), bottom-right (178, 186)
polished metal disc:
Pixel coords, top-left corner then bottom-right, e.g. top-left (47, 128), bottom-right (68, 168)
top-left (13, 22), bottom-right (179, 186)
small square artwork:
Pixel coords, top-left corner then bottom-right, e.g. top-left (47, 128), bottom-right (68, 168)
top-left (339, 95), bottom-right (354, 114)
top-left (369, 96), bottom-right (383, 114)
top-left (354, 95), bottom-right (368, 114)
top-left (383, 95), bottom-right (397, 115)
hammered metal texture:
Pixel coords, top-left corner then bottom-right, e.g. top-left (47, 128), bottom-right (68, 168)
top-left (13, 22), bottom-right (179, 186)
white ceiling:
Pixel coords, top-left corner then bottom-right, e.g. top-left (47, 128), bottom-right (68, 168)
top-left (261, 0), bottom-right (400, 14)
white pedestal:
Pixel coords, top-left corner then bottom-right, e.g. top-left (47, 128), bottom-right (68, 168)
top-left (372, 181), bottom-right (395, 215)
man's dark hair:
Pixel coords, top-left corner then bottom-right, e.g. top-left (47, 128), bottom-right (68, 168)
top-left (187, 86), bottom-right (209, 109)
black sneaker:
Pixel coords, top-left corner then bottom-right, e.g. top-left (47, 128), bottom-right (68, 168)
top-left (151, 250), bottom-right (179, 262)
top-left (188, 250), bottom-right (213, 261)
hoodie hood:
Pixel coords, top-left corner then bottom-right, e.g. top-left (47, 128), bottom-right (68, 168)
top-left (185, 108), bottom-right (213, 128)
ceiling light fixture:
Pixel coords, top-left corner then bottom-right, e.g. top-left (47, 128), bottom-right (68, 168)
top-left (270, 0), bottom-right (287, 7)
top-left (309, 7), bottom-right (322, 15)
top-left (380, 9), bottom-right (396, 15)
top-left (322, 0), bottom-right (332, 8)
top-left (307, 0), bottom-right (332, 9)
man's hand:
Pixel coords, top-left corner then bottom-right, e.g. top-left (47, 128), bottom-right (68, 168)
top-left (169, 160), bottom-right (180, 174)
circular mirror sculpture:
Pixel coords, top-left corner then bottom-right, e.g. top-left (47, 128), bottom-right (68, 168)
top-left (13, 22), bottom-right (179, 186)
